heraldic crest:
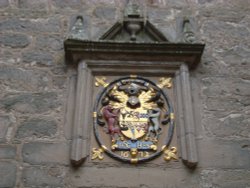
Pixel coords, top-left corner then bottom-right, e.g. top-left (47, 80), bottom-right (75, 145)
top-left (93, 76), bottom-right (177, 163)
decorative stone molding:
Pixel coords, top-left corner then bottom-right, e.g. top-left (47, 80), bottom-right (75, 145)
top-left (64, 0), bottom-right (205, 168)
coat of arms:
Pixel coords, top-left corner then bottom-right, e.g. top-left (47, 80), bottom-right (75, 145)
top-left (93, 76), bottom-right (177, 163)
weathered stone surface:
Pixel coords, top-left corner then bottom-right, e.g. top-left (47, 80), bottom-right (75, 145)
top-left (147, 0), bottom-right (188, 8)
top-left (0, 33), bottom-right (30, 48)
top-left (0, 145), bottom-right (16, 159)
top-left (0, 162), bottom-right (16, 187)
top-left (202, 77), bottom-right (250, 97)
top-left (52, 76), bottom-right (67, 89)
top-left (19, 0), bottom-right (48, 9)
top-left (36, 35), bottom-right (63, 51)
top-left (200, 6), bottom-right (246, 23)
top-left (22, 166), bottom-right (65, 187)
top-left (198, 0), bottom-right (214, 4)
top-left (94, 7), bottom-right (116, 20)
top-left (0, 0), bottom-right (9, 8)
top-left (0, 1), bottom-right (249, 188)
top-left (70, 166), bottom-right (200, 188)
top-left (84, 0), bottom-right (116, 6)
top-left (51, 0), bottom-right (82, 8)
top-left (200, 169), bottom-right (250, 188)
top-left (22, 142), bottom-right (70, 165)
top-left (0, 115), bottom-right (11, 143)
top-left (0, 18), bottom-right (61, 33)
top-left (22, 51), bottom-right (53, 66)
top-left (16, 117), bottom-right (57, 139)
top-left (204, 113), bottom-right (250, 138)
top-left (198, 139), bottom-right (250, 169)
top-left (0, 66), bottom-right (49, 91)
top-left (0, 92), bottom-right (59, 113)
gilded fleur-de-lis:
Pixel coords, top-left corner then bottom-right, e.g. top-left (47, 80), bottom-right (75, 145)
top-left (91, 148), bottom-right (104, 160)
top-left (95, 77), bottom-right (109, 87)
top-left (164, 147), bottom-right (178, 161)
top-left (157, 77), bottom-right (172, 89)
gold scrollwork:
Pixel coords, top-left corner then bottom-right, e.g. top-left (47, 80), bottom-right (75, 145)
top-left (111, 144), bottom-right (118, 151)
top-left (91, 148), bottom-right (104, 160)
top-left (164, 147), bottom-right (178, 161)
top-left (150, 145), bottom-right (157, 151)
top-left (95, 77), bottom-right (109, 88)
top-left (157, 77), bottom-right (172, 89)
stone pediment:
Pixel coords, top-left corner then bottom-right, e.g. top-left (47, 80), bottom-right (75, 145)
top-left (64, 1), bottom-right (204, 69)
top-left (99, 20), bottom-right (168, 42)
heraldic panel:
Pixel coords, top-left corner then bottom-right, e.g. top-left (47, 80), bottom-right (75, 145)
top-left (92, 76), bottom-right (178, 164)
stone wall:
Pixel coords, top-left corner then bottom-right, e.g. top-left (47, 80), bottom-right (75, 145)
top-left (0, 0), bottom-right (249, 187)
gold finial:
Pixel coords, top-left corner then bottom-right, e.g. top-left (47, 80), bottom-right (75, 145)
top-left (164, 147), bottom-right (178, 161)
top-left (157, 77), bottom-right (172, 89)
top-left (95, 77), bottom-right (109, 88)
top-left (91, 148), bottom-right (104, 160)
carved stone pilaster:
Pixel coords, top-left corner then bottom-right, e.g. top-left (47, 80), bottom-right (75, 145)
top-left (175, 64), bottom-right (198, 168)
top-left (71, 61), bottom-right (92, 165)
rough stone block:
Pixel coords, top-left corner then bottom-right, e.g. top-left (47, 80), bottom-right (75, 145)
top-left (0, 162), bottom-right (16, 187)
top-left (36, 35), bottom-right (63, 51)
top-left (70, 166), bottom-right (200, 188)
top-left (202, 77), bottom-right (250, 97)
top-left (0, 66), bottom-right (50, 91)
top-left (0, 0), bottom-right (9, 8)
top-left (200, 169), bottom-right (250, 188)
top-left (22, 142), bottom-right (70, 165)
top-left (198, 0), bottom-right (214, 4)
top-left (0, 33), bottom-right (30, 48)
top-left (203, 113), bottom-right (250, 138)
top-left (22, 51), bottom-right (53, 66)
top-left (0, 18), bottom-right (61, 33)
top-left (16, 117), bottom-right (57, 139)
top-left (0, 145), bottom-right (16, 159)
top-left (0, 92), bottom-right (59, 114)
top-left (94, 7), bottom-right (116, 20)
top-left (22, 166), bottom-right (65, 187)
top-left (51, 0), bottom-right (82, 8)
top-left (197, 139), bottom-right (250, 169)
top-left (19, 0), bottom-right (48, 9)
top-left (0, 115), bottom-right (12, 143)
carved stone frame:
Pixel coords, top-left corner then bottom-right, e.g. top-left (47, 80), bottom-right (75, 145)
top-left (64, 40), bottom-right (204, 168)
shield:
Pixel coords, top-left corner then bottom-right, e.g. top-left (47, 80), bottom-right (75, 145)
top-left (119, 108), bottom-right (148, 140)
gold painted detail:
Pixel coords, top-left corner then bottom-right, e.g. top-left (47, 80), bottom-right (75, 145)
top-left (150, 145), bottom-right (157, 151)
top-left (130, 75), bottom-right (137, 78)
top-left (170, 113), bottom-right (174, 120)
top-left (91, 148), bottom-right (104, 160)
top-left (101, 145), bottom-right (108, 151)
top-left (93, 112), bottom-right (97, 118)
top-left (164, 147), bottom-right (178, 161)
top-left (161, 145), bottom-right (167, 151)
top-left (130, 158), bottom-right (138, 164)
top-left (111, 144), bottom-right (118, 151)
top-left (95, 77), bottom-right (109, 87)
top-left (157, 77), bottom-right (172, 89)
top-left (130, 148), bottom-right (138, 158)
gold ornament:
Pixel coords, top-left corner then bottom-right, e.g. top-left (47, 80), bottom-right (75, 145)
top-left (164, 147), bottom-right (178, 161)
top-left (91, 148), bottom-right (104, 160)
